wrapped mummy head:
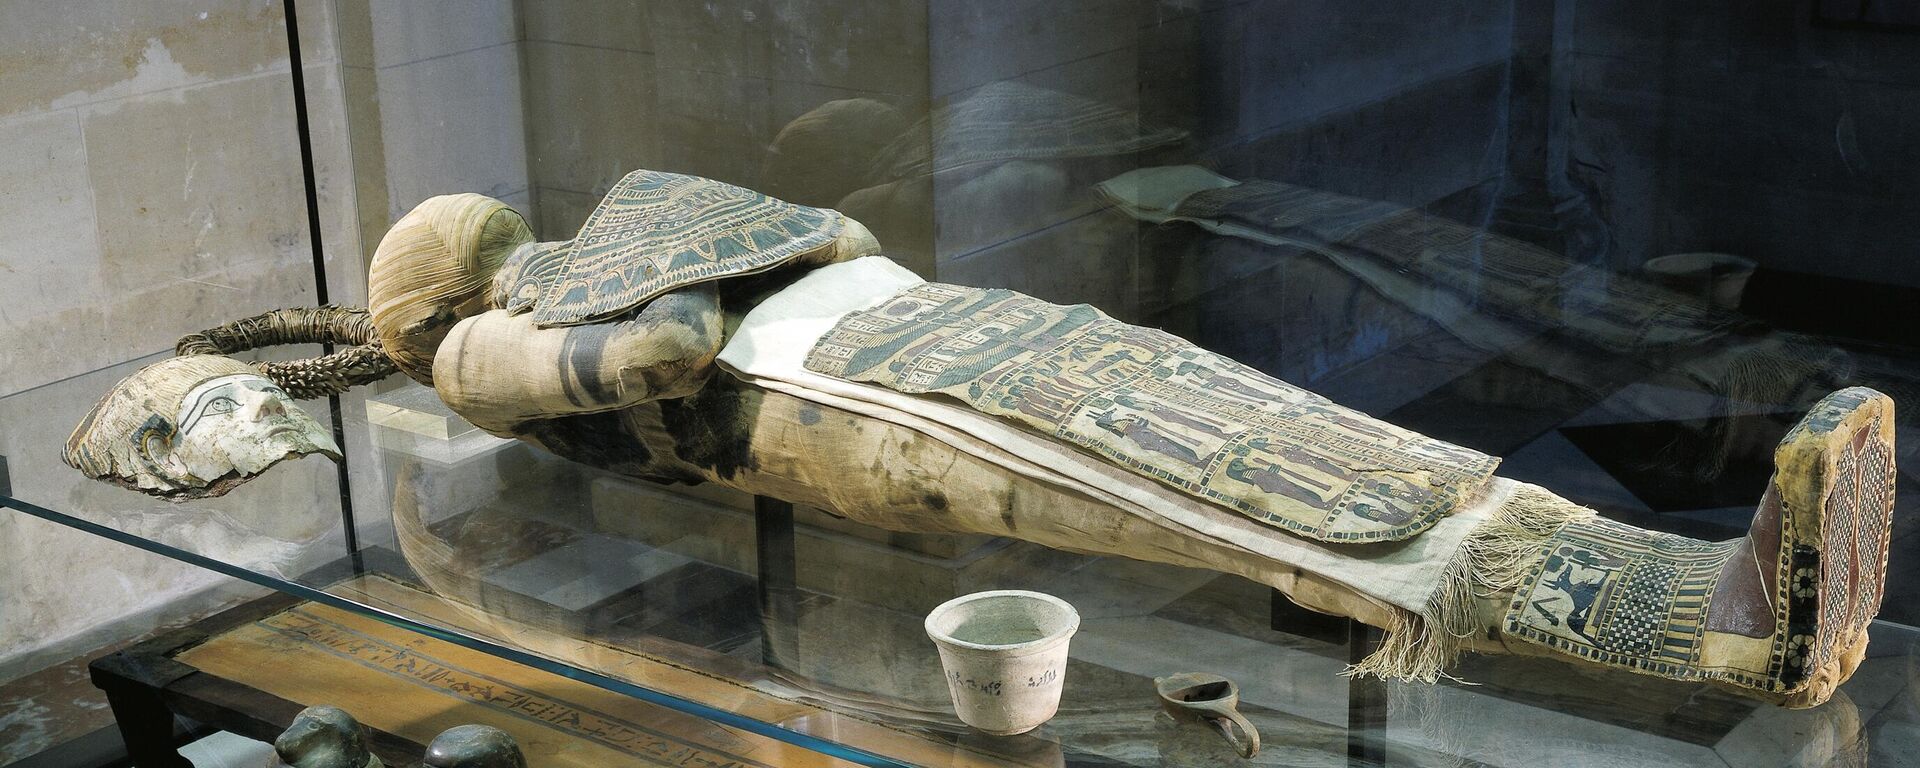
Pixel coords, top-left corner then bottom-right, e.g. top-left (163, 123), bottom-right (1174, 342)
top-left (368, 194), bottom-right (533, 386)
top-left (64, 355), bottom-right (340, 500)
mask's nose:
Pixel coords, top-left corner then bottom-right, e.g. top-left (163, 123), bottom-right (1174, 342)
top-left (241, 390), bottom-right (288, 422)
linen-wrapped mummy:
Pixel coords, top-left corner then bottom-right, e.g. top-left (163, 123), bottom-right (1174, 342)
top-left (69, 168), bottom-right (1897, 710)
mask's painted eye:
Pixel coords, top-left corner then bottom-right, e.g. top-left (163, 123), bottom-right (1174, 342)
top-left (204, 396), bottom-right (238, 416)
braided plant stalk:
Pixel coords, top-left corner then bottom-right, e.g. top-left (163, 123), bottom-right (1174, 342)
top-left (176, 306), bottom-right (398, 399)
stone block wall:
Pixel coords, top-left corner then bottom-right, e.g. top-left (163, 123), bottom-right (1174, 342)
top-left (0, 0), bottom-right (362, 681)
top-left (1178, 0), bottom-right (1517, 385)
top-left (921, 0), bottom-right (1154, 315)
top-left (0, 0), bottom-right (362, 397)
top-left (920, 0), bottom-right (1518, 383)
top-left (334, 0), bottom-right (530, 252)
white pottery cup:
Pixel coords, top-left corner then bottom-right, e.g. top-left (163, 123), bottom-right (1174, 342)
top-left (924, 590), bottom-right (1080, 735)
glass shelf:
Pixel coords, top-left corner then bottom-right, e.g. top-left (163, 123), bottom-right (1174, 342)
top-left (3, 356), bottom-right (1915, 768)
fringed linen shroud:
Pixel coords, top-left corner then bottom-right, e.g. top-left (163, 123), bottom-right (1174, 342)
top-left (717, 257), bottom-right (1599, 683)
top-left (1351, 484), bottom-right (1597, 682)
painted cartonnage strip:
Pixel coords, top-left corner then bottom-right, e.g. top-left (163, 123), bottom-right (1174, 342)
top-left (1502, 517), bottom-right (1759, 685)
top-left (804, 283), bottom-right (1499, 542)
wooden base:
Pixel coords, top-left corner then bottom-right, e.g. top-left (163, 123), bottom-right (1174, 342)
top-left (178, 601), bottom-right (850, 767)
top-left (90, 570), bottom-right (1050, 768)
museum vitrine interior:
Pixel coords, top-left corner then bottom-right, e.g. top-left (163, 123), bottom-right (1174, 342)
top-left (5, 0), bottom-right (1920, 766)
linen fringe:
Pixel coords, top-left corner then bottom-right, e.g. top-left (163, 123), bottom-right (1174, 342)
top-left (1344, 483), bottom-right (1598, 683)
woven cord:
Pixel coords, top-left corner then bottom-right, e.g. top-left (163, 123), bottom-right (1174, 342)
top-left (176, 306), bottom-right (397, 399)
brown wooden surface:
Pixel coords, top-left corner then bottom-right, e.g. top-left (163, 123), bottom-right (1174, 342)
top-left (319, 574), bottom-right (1034, 768)
top-left (177, 599), bottom-right (859, 768)
top-left (156, 574), bottom-right (1040, 768)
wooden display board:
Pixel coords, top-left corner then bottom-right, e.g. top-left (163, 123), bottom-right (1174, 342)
top-left (180, 601), bottom-right (848, 767)
top-left (90, 572), bottom-right (1035, 768)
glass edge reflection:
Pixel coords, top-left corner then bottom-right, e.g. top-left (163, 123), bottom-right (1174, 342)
top-left (0, 493), bottom-right (918, 768)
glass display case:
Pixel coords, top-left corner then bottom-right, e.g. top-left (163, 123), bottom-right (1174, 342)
top-left (5, 0), bottom-right (1920, 765)
top-left (7, 367), bottom-right (1913, 767)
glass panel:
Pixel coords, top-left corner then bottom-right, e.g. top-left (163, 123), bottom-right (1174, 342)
top-left (0, 0), bottom-right (356, 761)
top-left (7, 365), bottom-right (1914, 766)
top-left (9, 1), bottom-right (1920, 766)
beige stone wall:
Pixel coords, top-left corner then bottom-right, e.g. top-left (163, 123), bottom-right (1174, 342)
top-left (0, 0), bottom-right (363, 680)
top-left (335, 0), bottom-right (530, 240)
top-left (0, 0), bottom-right (364, 398)
top-left (519, 0), bottom-right (659, 239)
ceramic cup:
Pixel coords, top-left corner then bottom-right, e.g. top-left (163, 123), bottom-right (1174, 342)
top-left (925, 590), bottom-right (1080, 735)
top-left (1155, 672), bottom-right (1260, 758)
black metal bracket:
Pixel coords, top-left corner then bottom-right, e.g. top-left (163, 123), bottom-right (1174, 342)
top-left (1346, 622), bottom-right (1386, 765)
top-left (88, 651), bottom-right (200, 768)
top-left (279, 0), bottom-right (360, 564)
top-left (754, 495), bottom-right (798, 667)
top-left (1271, 587), bottom-right (1387, 766)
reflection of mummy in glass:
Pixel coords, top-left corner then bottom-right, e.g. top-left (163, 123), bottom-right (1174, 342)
top-left (65, 356), bottom-right (340, 501)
